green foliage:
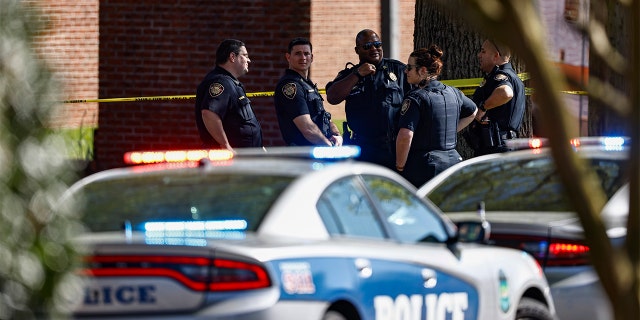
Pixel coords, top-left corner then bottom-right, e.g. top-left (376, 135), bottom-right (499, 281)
top-left (54, 127), bottom-right (95, 160)
top-left (0, 1), bottom-right (83, 318)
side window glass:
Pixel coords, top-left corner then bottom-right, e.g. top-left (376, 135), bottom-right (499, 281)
top-left (362, 175), bottom-right (449, 243)
top-left (317, 176), bottom-right (386, 239)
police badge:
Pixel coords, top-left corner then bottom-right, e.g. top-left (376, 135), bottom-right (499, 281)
top-left (209, 83), bottom-right (224, 97)
top-left (400, 99), bottom-right (411, 115)
top-left (283, 82), bottom-right (297, 99)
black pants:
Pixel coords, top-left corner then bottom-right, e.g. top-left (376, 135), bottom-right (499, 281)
top-left (356, 141), bottom-right (395, 170)
top-left (402, 149), bottom-right (462, 188)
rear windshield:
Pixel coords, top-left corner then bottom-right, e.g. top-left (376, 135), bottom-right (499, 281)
top-left (427, 157), bottom-right (627, 212)
top-left (73, 173), bottom-right (294, 232)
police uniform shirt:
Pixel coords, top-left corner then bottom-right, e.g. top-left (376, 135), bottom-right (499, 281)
top-left (274, 69), bottom-right (330, 146)
top-left (326, 58), bottom-right (410, 141)
top-left (472, 62), bottom-right (525, 132)
top-left (195, 66), bottom-right (263, 148)
top-left (399, 80), bottom-right (477, 152)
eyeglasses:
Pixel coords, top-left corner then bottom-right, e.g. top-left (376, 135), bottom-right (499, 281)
top-left (359, 41), bottom-right (383, 50)
top-left (406, 64), bottom-right (419, 71)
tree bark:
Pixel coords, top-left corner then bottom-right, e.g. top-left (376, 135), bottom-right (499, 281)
top-left (414, 0), bottom-right (533, 160)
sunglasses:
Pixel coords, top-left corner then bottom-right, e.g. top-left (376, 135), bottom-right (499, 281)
top-left (406, 64), bottom-right (419, 71)
top-left (359, 41), bottom-right (383, 50)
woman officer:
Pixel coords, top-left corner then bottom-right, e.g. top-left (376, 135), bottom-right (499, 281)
top-left (395, 45), bottom-right (477, 187)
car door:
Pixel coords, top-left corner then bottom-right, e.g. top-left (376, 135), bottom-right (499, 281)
top-left (317, 175), bottom-right (480, 320)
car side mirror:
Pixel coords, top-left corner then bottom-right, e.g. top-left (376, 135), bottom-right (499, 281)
top-left (456, 220), bottom-right (491, 243)
top-left (456, 201), bottom-right (491, 243)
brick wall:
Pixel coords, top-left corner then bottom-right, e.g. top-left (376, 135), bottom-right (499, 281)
top-left (94, 0), bottom-right (313, 170)
top-left (29, 0), bottom-right (415, 171)
top-left (27, 0), bottom-right (99, 129)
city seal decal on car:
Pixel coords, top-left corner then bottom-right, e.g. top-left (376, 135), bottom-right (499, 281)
top-left (374, 293), bottom-right (469, 320)
top-left (279, 262), bottom-right (316, 294)
top-left (282, 82), bottom-right (297, 99)
top-left (209, 82), bottom-right (224, 98)
top-left (499, 269), bottom-right (511, 313)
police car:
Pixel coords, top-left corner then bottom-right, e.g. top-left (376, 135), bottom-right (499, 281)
top-left (417, 137), bottom-right (630, 320)
top-left (61, 146), bottom-right (556, 319)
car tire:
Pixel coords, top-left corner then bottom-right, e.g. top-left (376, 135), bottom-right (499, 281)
top-left (516, 297), bottom-right (554, 320)
top-left (322, 310), bottom-right (348, 320)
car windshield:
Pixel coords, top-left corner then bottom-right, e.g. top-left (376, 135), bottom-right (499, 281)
top-left (427, 157), bottom-right (627, 212)
top-left (73, 172), bottom-right (295, 232)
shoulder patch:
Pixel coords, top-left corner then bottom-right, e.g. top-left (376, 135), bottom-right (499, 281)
top-left (209, 83), bottom-right (224, 97)
top-left (494, 74), bottom-right (508, 81)
top-left (282, 82), bottom-right (297, 99)
top-left (400, 99), bottom-right (411, 116)
top-left (388, 71), bottom-right (397, 81)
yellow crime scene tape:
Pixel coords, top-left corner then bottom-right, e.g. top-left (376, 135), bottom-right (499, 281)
top-left (61, 73), bottom-right (586, 104)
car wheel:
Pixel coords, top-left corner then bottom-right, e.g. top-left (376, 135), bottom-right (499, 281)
top-left (516, 297), bottom-right (554, 320)
top-left (322, 310), bottom-right (348, 320)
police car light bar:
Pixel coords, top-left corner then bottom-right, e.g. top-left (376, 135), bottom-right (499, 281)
top-left (506, 136), bottom-right (629, 151)
top-left (124, 149), bottom-right (234, 165)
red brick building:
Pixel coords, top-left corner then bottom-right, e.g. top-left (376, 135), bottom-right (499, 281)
top-left (29, 0), bottom-right (416, 171)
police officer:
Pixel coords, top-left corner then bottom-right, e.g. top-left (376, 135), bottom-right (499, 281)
top-left (467, 39), bottom-right (525, 156)
top-left (195, 39), bottom-right (263, 152)
top-left (396, 46), bottom-right (477, 187)
top-left (326, 29), bottom-right (410, 169)
top-left (274, 38), bottom-right (342, 146)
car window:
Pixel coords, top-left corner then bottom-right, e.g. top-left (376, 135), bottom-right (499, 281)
top-left (74, 173), bottom-right (294, 232)
top-left (361, 175), bottom-right (449, 243)
top-left (317, 176), bottom-right (386, 239)
top-left (427, 157), bottom-right (627, 212)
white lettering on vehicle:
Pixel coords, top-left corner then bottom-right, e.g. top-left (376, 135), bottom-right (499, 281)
top-left (374, 293), bottom-right (468, 320)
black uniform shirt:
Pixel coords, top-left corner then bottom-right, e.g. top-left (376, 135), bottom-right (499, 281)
top-left (195, 66), bottom-right (263, 148)
top-left (399, 80), bottom-right (477, 151)
top-left (326, 58), bottom-right (410, 142)
top-left (472, 62), bottom-right (525, 131)
top-left (274, 69), bottom-right (330, 146)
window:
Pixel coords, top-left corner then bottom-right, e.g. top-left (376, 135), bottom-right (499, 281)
top-left (317, 176), bottom-right (386, 239)
top-left (427, 156), bottom-right (627, 212)
top-left (361, 175), bottom-right (449, 243)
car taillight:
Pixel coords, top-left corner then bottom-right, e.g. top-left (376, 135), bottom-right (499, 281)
top-left (82, 255), bottom-right (271, 292)
top-left (547, 242), bottom-right (590, 266)
top-left (491, 235), bottom-right (590, 268)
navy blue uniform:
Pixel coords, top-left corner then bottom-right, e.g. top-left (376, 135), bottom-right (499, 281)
top-left (274, 69), bottom-right (331, 146)
top-left (469, 62), bottom-right (525, 155)
top-left (195, 66), bottom-right (263, 148)
top-left (398, 80), bottom-right (477, 187)
top-left (326, 58), bottom-right (410, 169)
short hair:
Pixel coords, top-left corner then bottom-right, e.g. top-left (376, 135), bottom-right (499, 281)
top-left (355, 29), bottom-right (378, 44)
top-left (410, 45), bottom-right (444, 76)
top-left (215, 39), bottom-right (245, 66)
top-left (288, 37), bottom-right (312, 53)
top-left (488, 39), bottom-right (511, 59)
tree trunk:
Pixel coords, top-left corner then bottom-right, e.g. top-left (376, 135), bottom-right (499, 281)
top-left (588, 0), bottom-right (630, 136)
top-left (414, 0), bottom-right (533, 160)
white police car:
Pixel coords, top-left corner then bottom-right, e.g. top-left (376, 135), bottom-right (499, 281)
top-left (62, 146), bottom-right (555, 319)
top-left (417, 137), bottom-right (630, 320)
